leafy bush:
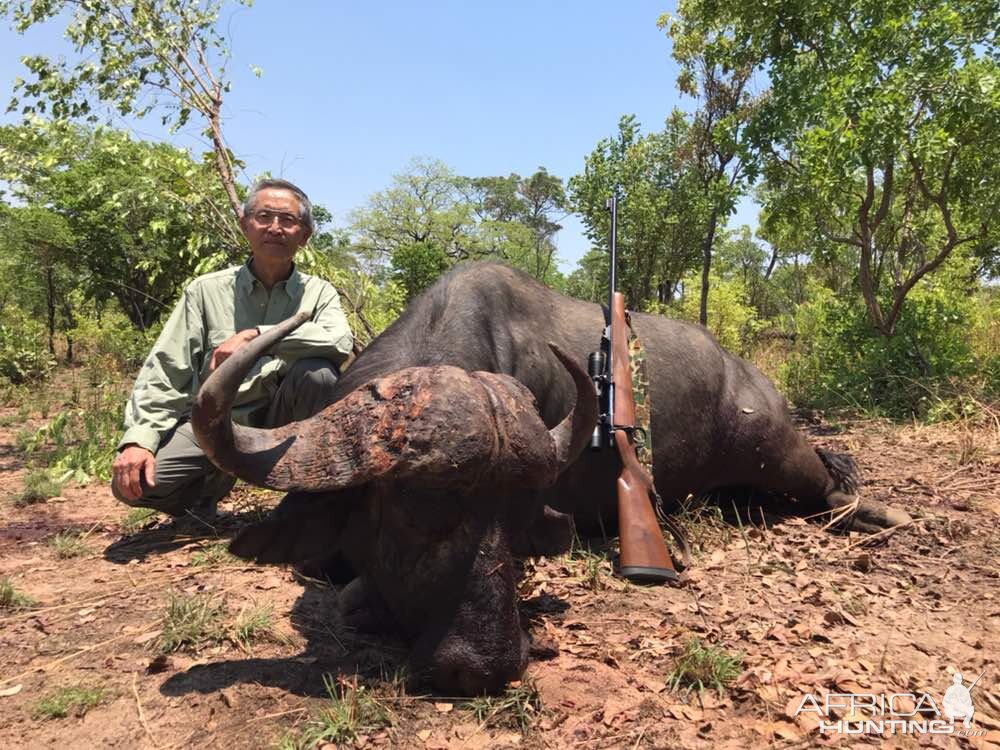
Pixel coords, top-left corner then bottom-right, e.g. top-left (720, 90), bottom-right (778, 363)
top-left (781, 271), bottom-right (982, 418)
top-left (0, 314), bottom-right (54, 385)
top-left (652, 273), bottom-right (761, 355)
top-left (17, 387), bottom-right (124, 484)
top-left (70, 310), bottom-right (162, 372)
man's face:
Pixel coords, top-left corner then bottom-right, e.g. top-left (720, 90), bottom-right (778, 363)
top-left (240, 188), bottom-right (313, 263)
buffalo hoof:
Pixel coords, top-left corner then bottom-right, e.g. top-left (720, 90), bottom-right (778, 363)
top-left (826, 492), bottom-right (913, 535)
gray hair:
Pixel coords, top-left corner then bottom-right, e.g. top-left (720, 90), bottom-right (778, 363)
top-left (242, 178), bottom-right (315, 231)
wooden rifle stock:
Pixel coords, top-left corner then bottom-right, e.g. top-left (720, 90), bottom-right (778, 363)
top-left (610, 292), bottom-right (678, 583)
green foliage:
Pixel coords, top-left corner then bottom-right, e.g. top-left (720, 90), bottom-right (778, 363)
top-left (12, 469), bottom-right (63, 506)
top-left (31, 685), bottom-right (106, 720)
top-left (781, 269), bottom-right (982, 418)
top-left (70, 310), bottom-right (163, 372)
top-left (158, 592), bottom-right (225, 653)
top-left (0, 122), bottom-right (239, 329)
top-left (672, 0), bottom-right (1000, 336)
top-left (351, 158), bottom-right (567, 301)
top-left (569, 113), bottom-right (706, 310)
top-left (665, 638), bottom-right (742, 695)
top-left (280, 675), bottom-right (392, 749)
top-left (18, 386), bottom-right (123, 484)
top-left (464, 678), bottom-right (543, 732)
top-left (0, 576), bottom-right (34, 610)
top-left (296, 244), bottom-right (406, 347)
top-left (0, 312), bottom-right (54, 385)
top-left (390, 240), bottom-right (451, 299)
top-left (668, 272), bottom-right (760, 355)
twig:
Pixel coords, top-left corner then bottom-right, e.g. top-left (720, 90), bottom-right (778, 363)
top-left (244, 706), bottom-right (308, 724)
top-left (630, 723), bottom-right (649, 749)
top-left (132, 672), bottom-right (159, 748)
top-left (844, 518), bottom-right (922, 551)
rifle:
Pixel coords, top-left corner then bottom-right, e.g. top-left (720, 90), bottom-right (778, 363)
top-left (587, 193), bottom-right (679, 584)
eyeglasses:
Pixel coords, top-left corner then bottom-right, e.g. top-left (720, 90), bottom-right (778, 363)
top-left (250, 209), bottom-right (302, 229)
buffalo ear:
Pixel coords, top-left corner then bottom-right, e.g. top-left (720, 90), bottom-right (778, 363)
top-left (510, 505), bottom-right (575, 558)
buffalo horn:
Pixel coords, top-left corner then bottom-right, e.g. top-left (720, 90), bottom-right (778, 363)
top-left (546, 343), bottom-right (599, 473)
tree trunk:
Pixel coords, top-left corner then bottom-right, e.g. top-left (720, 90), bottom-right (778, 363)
top-left (46, 267), bottom-right (56, 355)
top-left (699, 210), bottom-right (720, 326)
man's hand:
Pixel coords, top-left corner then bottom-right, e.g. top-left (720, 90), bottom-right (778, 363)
top-left (112, 444), bottom-right (156, 501)
top-left (208, 328), bottom-right (259, 373)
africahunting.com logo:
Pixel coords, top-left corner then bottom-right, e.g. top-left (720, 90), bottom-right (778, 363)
top-left (792, 669), bottom-right (988, 737)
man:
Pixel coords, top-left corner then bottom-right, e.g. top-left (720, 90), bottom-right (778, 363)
top-left (111, 178), bottom-right (353, 523)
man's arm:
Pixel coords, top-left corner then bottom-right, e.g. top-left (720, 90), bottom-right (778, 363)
top-left (116, 287), bottom-right (205, 455)
top-left (257, 281), bottom-right (353, 365)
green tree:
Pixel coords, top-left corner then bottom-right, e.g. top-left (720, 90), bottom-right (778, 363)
top-left (565, 248), bottom-right (611, 304)
top-left (1, 0), bottom-right (252, 224)
top-left (0, 122), bottom-right (233, 329)
top-left (671, 0), bottom-right (1000, 336)
top-left (352, 159), bottom-right (570, 299)
top-left (465, 168), bottom-right (569, 285)
top-left (0, 205), bottom-right (76, 358)
top-left (569, 113), bottom-right (706, 309)
top-left (661, 12), bottom-right (757, 325)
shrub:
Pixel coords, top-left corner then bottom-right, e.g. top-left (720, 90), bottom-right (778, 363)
top-left (780, 270), bottom-right (982, 418)
top-left (655, 273), bottom-right (761, 356)
top-left (0, 314), bottom-right (54, 385)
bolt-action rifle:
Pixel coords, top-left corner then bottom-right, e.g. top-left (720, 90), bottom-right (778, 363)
top-left (587, 194), bottom-right (679, 584)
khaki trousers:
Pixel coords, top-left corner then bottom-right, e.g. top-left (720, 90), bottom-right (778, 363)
top-left (113, 358), bottom-right (339, 517)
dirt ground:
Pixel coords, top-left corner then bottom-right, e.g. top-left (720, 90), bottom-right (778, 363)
top-left (1, 404), bottom-right (999, 749)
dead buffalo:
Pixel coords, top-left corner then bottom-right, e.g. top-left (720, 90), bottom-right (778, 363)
top-left (191, 261), bottom-right (910, 696)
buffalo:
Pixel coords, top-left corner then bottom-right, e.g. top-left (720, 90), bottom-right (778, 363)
top-left (191, 261), bottom-right (910, 696)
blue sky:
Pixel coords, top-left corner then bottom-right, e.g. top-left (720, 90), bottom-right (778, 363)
top-left (0, 0), bottom-right (758, 270)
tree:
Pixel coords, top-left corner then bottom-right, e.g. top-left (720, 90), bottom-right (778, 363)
top-left (0, 205), bottom-right (77, 358)
top-left (661, 11), bottom-right (757, 326)
top-left (671, 0), bottom-right (1000, 336)
top-left (1, 0), bottom-right (251, 226)
top-left (565, 248), bottom-right (610, 304)
top-left (569, 114), bottom-right (706, 309)
top-left (352, 159), bottom-right (570, 299)
top-left (465, 168), bottom-right (569, 285)
top-left (0, 122), bottom-right (234, 329)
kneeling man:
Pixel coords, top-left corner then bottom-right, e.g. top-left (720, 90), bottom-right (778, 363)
top-left (111, 179), bottom-right (353, 522)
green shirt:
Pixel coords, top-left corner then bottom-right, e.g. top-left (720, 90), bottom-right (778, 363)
top-left (119, 261), bottom-right (353, 453)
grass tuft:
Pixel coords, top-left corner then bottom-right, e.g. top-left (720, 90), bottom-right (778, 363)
top-left (0, 577), bottom-right (34, 610)
top-left (119, 507), bottom-right (159, 535)
top-left (31, 685), bottom-right (106, 720)
top-left (563, 537), bottom-right (612, 591)
top-left (280, 674), bottom-right (392, 748)
top-left (464, 678), bottom-right (543, 732)
top-left (191, 540), bottom-right (236, 567)
top-left (665, 637), bottom-right (742, 695)
top-left (12, 470), bottom-right (63, 507)
top-left (229, 602), bottom-right (284, 651)
top-left (48, 530), bottom-right (90, 559)
top-left (158, 591), bottom-right (225, 653)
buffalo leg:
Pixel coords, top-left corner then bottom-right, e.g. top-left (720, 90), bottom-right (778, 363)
top-left (752, 438), bottom-right (912, 534)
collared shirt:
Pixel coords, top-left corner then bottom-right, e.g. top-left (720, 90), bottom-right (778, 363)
top-left (118, 260), bottom-right (353, 453)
